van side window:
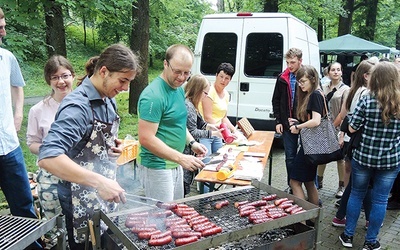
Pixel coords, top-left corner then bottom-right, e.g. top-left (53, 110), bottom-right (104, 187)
top-left (245, 33), bottom-right (283, 78)
top-left (201, 33), bottom-right (238, 75)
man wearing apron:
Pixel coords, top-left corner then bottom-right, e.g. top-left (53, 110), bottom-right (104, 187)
top-left (39, 44), bottom-right (140, 249)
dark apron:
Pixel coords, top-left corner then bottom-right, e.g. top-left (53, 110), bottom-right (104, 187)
top-left (71, 104), bottom-right (120, 243)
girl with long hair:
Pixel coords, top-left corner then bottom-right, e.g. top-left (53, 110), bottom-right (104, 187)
top-left (339, 62), bottom-right (400, 249)
top-left (288, 65), bottom-right (325, 207)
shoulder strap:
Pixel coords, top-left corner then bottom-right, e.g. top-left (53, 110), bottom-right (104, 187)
top-left (358, 89), bottom-right (366, 101)
top-left (317, 89), bottom-right (329, 119)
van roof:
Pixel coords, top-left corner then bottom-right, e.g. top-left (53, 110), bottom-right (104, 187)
top-left (203, 12), bottom-right (296, 19)
top-left (203, 12), bottom-right (311, 29)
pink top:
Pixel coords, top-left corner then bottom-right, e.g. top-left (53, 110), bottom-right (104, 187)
top-left (27, 97), bottom-right (60, 146)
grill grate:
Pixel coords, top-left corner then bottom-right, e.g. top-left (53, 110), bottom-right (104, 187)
top-left (106, 188), bottom-right (271, 250)
top-left (0, 215), bottom-right (47, 250)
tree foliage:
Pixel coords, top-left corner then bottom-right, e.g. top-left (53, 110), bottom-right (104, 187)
top-left (2, 0), bottom-right (400, 64)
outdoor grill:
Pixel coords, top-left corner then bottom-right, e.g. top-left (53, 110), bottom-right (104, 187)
top-left (91, 180), bottom-right (322, 249)
top-left (0, 214), bottom-right (66, 250)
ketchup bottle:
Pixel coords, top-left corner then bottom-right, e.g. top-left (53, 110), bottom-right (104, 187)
top-left (219, 123), bottom-right (235, 144)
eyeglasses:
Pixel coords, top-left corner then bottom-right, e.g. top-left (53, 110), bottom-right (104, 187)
top-left (167, 61), bottom-right (191, 77)
top-left (296, 80), bottom-right (307, 85)
top-left (50, 74), bottom-right (72, 82)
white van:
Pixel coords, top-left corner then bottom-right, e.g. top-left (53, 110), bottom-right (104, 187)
top-left (192, 13), bottom-right (320, 131)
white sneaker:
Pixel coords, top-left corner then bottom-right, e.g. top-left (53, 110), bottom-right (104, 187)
top-left (335, 186), bottom-right (345, 198)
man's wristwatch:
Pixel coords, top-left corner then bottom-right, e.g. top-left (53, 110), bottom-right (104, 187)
top-left (188, 140), bottom-right (196, 149)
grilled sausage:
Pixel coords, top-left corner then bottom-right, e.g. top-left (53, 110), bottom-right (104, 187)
top-left (156, 202), bottom-right (178, 210)
top-left (290, 207), bottom-right (305, 214)
top-left (249, 213), bottom-right (269, 222)
top-left (215, 200), bottom-right (229, 209)
top-left (174, 208), bottom-right (198, 217)
top-left (274, 198), bottom-right (289, 206)
top-left (201, 226), bottom-right (223, 237)
top-left (175, 236), bottom-right (199, 246)
top-left (176, 204), bottom-right (190, 208)
top-left (188, 217), bottom-right (209, 227)
top-left (239, 208), bottom-right (256, 217)
top-left (266, 212), bottom-right (287, 219)
top-left (172, 231), bottom-right (202, 239)
top-left (237, 205), bottom-right (256, 211)
top-left (247, 200), bottom-right (267, 207)
top-left (150, 210), bottom-right (173, 218)
top-left (285, 204), bottom-right (299, 213)
top-left (234, 200), bottom-right (249, 208)
top-left (169, 224), bottom-right (192, 232)
top-left (262, 194), bottom-right (277, 201)
top-left (131, 226), bottom-right (157, 234)
top-left (148, 235), bottom-right (172, 246)
top-left (150, 230), bottom-right (172, 240)
top-left (138, 230), bottom-right (162, 240)
top-left (278, 202), bottom-right (293, 209)
top-left (165, 218), bottom-right (188, 227)
top-left (125, 218), bottom-right (146, 228)
top-left (192, 221), bottom-right (214, 231)
top-left (193, 222), bottom-right (216, 232)
top-left (182, 213), bottom-right (201, 220)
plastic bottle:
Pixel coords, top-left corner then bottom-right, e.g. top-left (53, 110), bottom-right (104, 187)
top-left (219, 123), bottom-right (235, 144)
top-left (216, 164), bottom-right (235, 181)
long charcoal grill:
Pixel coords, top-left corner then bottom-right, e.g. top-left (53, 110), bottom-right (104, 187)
top-left (0, 214), bottom-right (66, 250)
top-left (92, 180), bottom-right (322, 249)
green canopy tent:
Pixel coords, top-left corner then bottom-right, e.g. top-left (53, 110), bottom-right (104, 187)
top-left (319, 34), bottom-right (391, 55)
top-left (319, 34), bottom-right (393, 85)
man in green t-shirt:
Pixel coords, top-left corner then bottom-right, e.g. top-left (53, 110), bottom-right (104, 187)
top-left (138, 44), bottom-right (207, 202)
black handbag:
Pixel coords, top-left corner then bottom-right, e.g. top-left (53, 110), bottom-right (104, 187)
top-left (341, 115), bottom-right (363, 158)
top-left (300, 91), bottom-right (344, 165)
top-left (340, 89), bottom-right (366, 158)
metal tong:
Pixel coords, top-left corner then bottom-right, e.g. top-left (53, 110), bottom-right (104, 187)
top-left (124, 193), bottom-right (162, 208)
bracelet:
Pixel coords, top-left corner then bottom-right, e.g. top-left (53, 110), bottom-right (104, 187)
top-left (188, 140), bottom-right (196, 149)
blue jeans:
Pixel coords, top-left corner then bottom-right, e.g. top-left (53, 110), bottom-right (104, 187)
top-left (0, 146), bottom-right (36, 218)
top-left (282, 131), bottom-right (299, 186)
top-left (199, 136), bottom-right (224, 193)
top-left (345, 159), bottom-right (400, 243)
top-left (336, 174), bottom-right (371, 221)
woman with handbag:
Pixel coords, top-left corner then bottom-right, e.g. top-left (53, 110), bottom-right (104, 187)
top-left (339, 62), bottom-right (400, 250)
top-left (288, 65), bottom-right (327, 207)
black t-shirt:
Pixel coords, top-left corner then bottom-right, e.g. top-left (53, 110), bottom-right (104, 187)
top-left (306, 90), bottom-right (325, 119)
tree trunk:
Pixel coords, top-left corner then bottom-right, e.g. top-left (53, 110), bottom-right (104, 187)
top-left (338, 0), bottom-right (354, 36)
top-left (263, 0), bottom-right (278, 12)
top-left (364, 0), bottom-right (378, 40)
top-left (217, 0), bottom-right (224, 12)
top-left (317, 18), bottom-right (324, 41)
top-left (44, 0), bottom-right (66, 57)
top-left (396, 24), bottom-right (400, 50)
top-left (129, 0), bottom-right (150, 115)
top-left (83, 13), bottom-right (87, 46)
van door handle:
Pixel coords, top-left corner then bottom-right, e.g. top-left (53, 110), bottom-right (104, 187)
top-left (240, 82), bottom-right (249, 92)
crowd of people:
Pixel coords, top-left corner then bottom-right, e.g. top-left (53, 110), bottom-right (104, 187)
top-left (274, 48), bottom-right (400, 250)
top-left (2, 5), bottom-right (400, 249)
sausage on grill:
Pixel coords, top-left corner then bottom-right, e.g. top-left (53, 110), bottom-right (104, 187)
top-left (148, 235), bottom-right (172, 246)
top-left (175, 235), bottom-right (199, 246)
